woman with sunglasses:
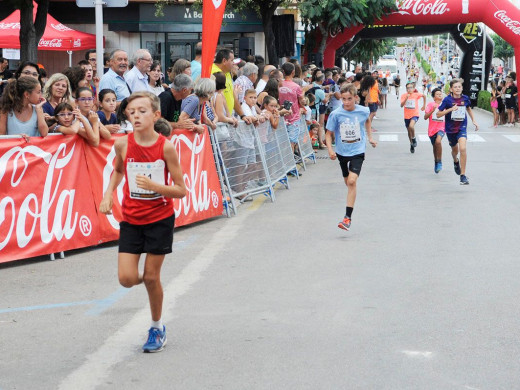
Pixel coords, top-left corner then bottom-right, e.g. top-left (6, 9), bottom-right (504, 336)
top-left (14, 61), bottom-right (41, 85)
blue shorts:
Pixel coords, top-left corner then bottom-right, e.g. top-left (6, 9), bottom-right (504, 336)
top-left (368, 103), bottom-right (378, 113)
top-left (446, 129), bottom-right (467, 147)
top-left (286, 122), bottom-right (300, 143)
top-left (404, 116), bottom-right (419, 128)
top-left (429, 131), bottom-right (445, 145)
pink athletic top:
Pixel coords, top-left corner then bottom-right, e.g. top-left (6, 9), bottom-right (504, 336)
top-left (426, 101), bottom-right (445, 137)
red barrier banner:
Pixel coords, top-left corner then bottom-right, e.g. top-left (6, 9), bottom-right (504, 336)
top-left (0, 136), bottom-right (100, 263)
top-left (0, 130), bottom-right (223, 263)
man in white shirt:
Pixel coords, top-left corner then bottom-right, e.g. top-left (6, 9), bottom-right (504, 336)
top-left (125, 48), bottom-right (153, 93)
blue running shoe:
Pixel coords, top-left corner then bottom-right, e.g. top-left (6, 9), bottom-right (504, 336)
top-left (434, 161), bottom-right (442, 173)
top-left (460, 175), bottom-right (469, 185)
top-left (143, 326), bottom-right (167, 353)
top-left (454, 160), bottom-right (461, 175)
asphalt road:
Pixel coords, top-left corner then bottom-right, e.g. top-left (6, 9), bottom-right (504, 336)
top-left (1, 79), bottom-right (520, 390)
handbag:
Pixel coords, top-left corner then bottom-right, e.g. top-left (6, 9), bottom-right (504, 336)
top-left (215, 122), bottom-right (231, 141)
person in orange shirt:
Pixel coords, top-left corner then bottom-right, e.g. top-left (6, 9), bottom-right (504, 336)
top-left (366, 74), bottom-right (380, 126)
top-left (400, 82), bottom-right (426, 153)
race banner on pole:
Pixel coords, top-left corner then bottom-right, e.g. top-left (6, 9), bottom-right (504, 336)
top-left (201, 0), bottom-right (228, 78)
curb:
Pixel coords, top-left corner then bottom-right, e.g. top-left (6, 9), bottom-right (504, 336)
top-left (474, 107), bottom-right (493, 116)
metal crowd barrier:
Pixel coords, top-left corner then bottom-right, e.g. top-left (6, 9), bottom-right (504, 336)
top-left (210, 120), bottom-right (300, 215)
top-left (276, 120), bottom-right (299, 178)
top-left (297, 118), bottom-right (317, 170)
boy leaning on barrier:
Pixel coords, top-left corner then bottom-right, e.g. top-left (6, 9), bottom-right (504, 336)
top-left (99, 91), bottom-right (186, 353)
top-left (325, 83), bottom-right (377, 231)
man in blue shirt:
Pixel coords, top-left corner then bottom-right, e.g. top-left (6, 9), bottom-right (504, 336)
top-left (191, 44), bottom-right (202, 82)
top-left (99, 49), bottom-right (131, 107)
top-left (326, 83), bottom-right (377, 231)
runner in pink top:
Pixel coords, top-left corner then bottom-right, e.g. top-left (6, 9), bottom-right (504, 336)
top-left (424, 88), bottom-right (445, 174)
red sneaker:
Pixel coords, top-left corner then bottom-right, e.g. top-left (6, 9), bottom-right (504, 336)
top-left (338, 217), bottom-right (351, 231)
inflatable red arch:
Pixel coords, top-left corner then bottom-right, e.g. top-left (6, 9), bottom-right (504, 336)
top-left (323, 0), bottom-right (520, 69)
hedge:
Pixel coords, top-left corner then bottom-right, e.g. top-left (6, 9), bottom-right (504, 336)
top-left (477, 90), bottom-right (492, 112)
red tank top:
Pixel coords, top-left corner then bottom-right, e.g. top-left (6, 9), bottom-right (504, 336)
top-left (122, 132), bottom-right (174, 225)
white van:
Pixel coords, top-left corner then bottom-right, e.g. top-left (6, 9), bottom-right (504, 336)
top-left (376, 58), bottom-right (398, 74)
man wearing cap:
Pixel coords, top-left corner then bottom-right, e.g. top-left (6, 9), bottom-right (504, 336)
top-left (345, 71), bottom-right (355, 82)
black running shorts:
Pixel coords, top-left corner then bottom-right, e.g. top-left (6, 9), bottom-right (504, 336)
top-left (119, 214), bottom-right (175, 255)
top-left (336, 153), bottom-right (365, 178)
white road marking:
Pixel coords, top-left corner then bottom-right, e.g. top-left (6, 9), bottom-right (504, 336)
top-left (467, 134), bottom-right (486, 142)
top-left (503, 135), bottom-right (520, 142)
top-left (379, 134), bottom-right (399, 142)
top-left (58, 215), bottom-right (246, 390)
top-left (401, 350), bottom-right (433, 358)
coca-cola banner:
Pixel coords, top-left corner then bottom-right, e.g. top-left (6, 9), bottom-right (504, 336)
top-left (0, 136), bottom-right (101, 262)
top-left (201, 0), bottom-right (228, 78)
top-left (0, 130), bottom-right (223, 263)
top-left (323, 0), bottom-right (520, 67)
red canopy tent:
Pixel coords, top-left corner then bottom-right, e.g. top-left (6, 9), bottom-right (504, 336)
top-left (0, 3), bottom-right (98, 64)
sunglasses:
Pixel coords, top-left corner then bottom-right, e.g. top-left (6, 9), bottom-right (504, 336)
top-left (22, 70), bottom-right (39, 77)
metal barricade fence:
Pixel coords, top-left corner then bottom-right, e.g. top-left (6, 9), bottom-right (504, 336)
top-left (297, 118), bottom-right (316, 168)
top-left (260, 121), bottom-right (290, 190)
top-left (210, 121), bottom-right (284, 212)
top-left (209, 124), bottom-right (236, 217)
top-left (276, 120), bottom-right (299, 177)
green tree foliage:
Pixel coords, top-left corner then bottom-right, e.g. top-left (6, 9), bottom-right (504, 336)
top-left (491, 33), bottom-right (514, 65)
top-left (7, 0), bottom-right (49, 62)
top-left (299, 0), bottom-right (397, 56)
top-left (348, 38), bottom-right (395, 68)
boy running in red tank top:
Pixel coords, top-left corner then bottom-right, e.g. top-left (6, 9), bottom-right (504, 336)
top-left (100, 91), bottom-right (186, 353)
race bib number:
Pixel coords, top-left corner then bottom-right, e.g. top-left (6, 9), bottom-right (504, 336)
top-left (339, 119), bottom-right (361, 143)
top-left (505, 94), bottom-right (511, 99)
top-left (431, 107), bottom-right (444, 122)
top-left (451, 105), bottom-right (466, 121)
top-left (405, 99), bottom-right (415, 109)
top-left (127, 160), bottom-right (165, 199)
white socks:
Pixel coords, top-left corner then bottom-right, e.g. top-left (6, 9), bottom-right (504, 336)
top-left (151, 319), bottom-right (163, 330)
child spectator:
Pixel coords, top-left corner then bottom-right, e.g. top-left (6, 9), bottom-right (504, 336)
top-left (75, 87), bottom-right (110, 144)
top-left (309, 121), bottom-right (319, 148)
top-left (302, 96), bottom-right (312, 125)
top-left (154, 117), bottom-right (172, 137)
top-left (0, 77), bottom-right (48, 138)
top-left (117, 98), bottom-right (133, 132)
top-left (53, 101), bottom-right (92, 138)
top-left (98, 89), bottom-right (120, 133)
top-left (380, 78), bottom-right (388, 109)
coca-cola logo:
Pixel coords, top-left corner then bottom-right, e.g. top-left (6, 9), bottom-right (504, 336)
top-left (73, 39), bottom-right (81, 48)
top-left (51, 23), bottom-right (73, 32)
top-left (495, 10), bottom-right (520, 36)
top-left (0, 143), bottom-right (81, 250)
top-left (0, 22), bottom-right (20, 30)
top-left (170, 133), bottom-right (217, 216)
top-left (394, 0), bottom-right (449, 16)
top-left (38, 38), bottom-right (63, 48)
